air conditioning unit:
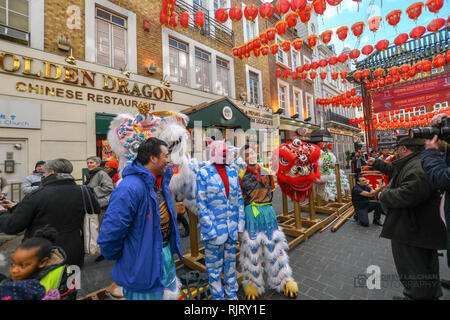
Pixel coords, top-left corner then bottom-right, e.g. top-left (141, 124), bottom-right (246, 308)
top-left (0, 25), bottom-right (29, 43)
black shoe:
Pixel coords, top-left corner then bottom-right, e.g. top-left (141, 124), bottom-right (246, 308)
top-left (373, 220), bottom-right (383, 226)
top-left (441, 279), bottom-right (450, 290)
top-left (359, 222), bottom-right (369, 227)
top-left (353, 214), bottom-right (359, 222)
top-left (95, 254), bottom-right (104, 263)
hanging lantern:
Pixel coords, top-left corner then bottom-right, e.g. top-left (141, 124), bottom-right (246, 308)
top-left (400, 64), bottom-right (410, 74)
top-left (275, 0), bottom-right (292, 16)
top-left (331, 72), bottom-right (339, 80)
top-left (286, 12), bottom-right (299, 29)
top-left (386, 10), bottom-right (402, 28)
top-left (169, 12), bottom-right (178, 28)
top-left (215, 8), bottom-right (228, 24)
top-left (340, 71), bottom-right (348, 80)
top-left (349, 49), bottom-right (360, 60)
top-left (354, 70), bottom-right (363, 81)
top-left (312, 0), bottom-right (326, 16)
top-left (291, 0), bottom-right (307, 13)
top-left (427, 18), bottom-right (446, 33)
top-left (327, 0), bottom-right (343, 5)
top-left (433, 54), bottom-right (446, 69)
top-left (311, 61), bottom-right (320, 69)
top-left (394, 33), bottom-right (409, 46)
top-left (232, 47), bottom-right (240, 58)
top-left (303, 63), bottom-right (311, 71)
top-left (408, 65), bottom-right (418, 77)
top-left (338, 53), bottom-right (348, 63)
top-left (422, 60), bottom-right (432, 72)
top-left (229, 5), bottom-right (243, 22)
top-left (245, 4), bottom-right (259, 22)
top-left (195, 10), bottom-right (204, 30)
top-left (389, 66), bottom-right (399, 76)
top-left (254, 48), bottom-right (261, 57)
top-left (296, 66), bottom-right (304, 73)
top-left (281, 40), bottom-right (291, 52)
top-left (319, 58), bottom-right (328, 68)
top-left (375, 40), bottom-right (390, 52)
top-left (425, 0), bottom-right (444, 14)
top-left (321, 30), bottom-right (333, 44)
top-left (275, 20), bottom-right (288, 35)
top-left (260, 32), bottom-right (269, 45)
top-left (320, 71), bottom-right (327, 80)
top-left (394, 74), bottom-right (401, 83)
top-left (351, 21), bottom-right (365, 38)
top-left (253, 38), bottom-right (262, 50)
top-left (367, 16), bottom-right (382, 33)
top-left (282, 68), bottom-right (292, 80)
top-left (160, 10), bottom-right (169, 26)
top-left (293, 38), bottom-right (303, 50)
top-left (299, 5), bottom-right (312, 24)
top-left (261, 46), bottom-right (270, 56)
top-left (410, 26), bottom-right (426, 40)
top-left (292, 71), bottom-right (299, 81)
top-left (401, 73), bottom-right (409, 81)
top-left (329, 56), bottom-right (338, 65)
top-left (180, 11), bottom-right (189, 29)
top-left (310, 71), bottom-right (317, 80)
top-left (372, 79), bottom-right (378, 89)
top-left (374, 68), bottom-right (384, 78)
top-left (300, 72), bottom-right (308, 79)
top-left (307, 35), bottom-right (318, 48)
top-left (406, 2), bottom-right (424, 21)
top-left (362, 69), bottom-right (371, 78)
top-left (270, 43), bottom-right (279, 55)
top-left (260, 2), bottom-right (275, 20)
top-left (267, 28), bottom-right (277, 41)
top-left (385, 75), bottom-right (393, 85)
top-left (336, 26), bottom-right (349, 42)
top-left (276, 69), bottom-right (282, 78)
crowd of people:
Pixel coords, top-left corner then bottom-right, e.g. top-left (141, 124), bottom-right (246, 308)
top-left (0, 113), bottom-right (449, 300)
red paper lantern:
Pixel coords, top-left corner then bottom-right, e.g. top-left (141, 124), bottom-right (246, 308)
top-left (276, 69), bottom-right (282, 78)
top-left (195, 10), bottom-right (204, 29)
top-left (422, 60), bottom-right (432, 72)
top-left (362, 69), bottom-right (371, 78)
top-left (368, 16), bottom-right (382, 33)
top-left (282, 68), bottom-right (291, 79)
top-left (385, 75), bottom-right (393, 85)
top-left (254, 48), bottom-right (261, 57)
top-left (374, 68), bottom-right (384, 78)
top-left (275, 0), bottom-right (291, 16)
top-left (406, 2), bottom-right (424, 20)
top-left (362, 45), bottom-right (374, 56)
top-left (394, 74), bottom-right (401, 83)
top-left (351, 21), bottom-right (365, 37)
top-left (312, 0), bottom-right (326, 15)
top-left (321, 30), bottom-right (333, 44)
top-left (260, 2), bottom-right (275, 20)
top-left (427, 18), bottom-right (446, 33)
top-left (310, 61), bottom-right (319, 70)
top-left (293, 38), bottom-right (303, 50)
top-left (229, 5), bottom-right (243, 22)
top-left (292, 71), bottom-right (299, 81)
top-left (338, 53), bottom-right (348, 63)
top-left (375, 40), bottom-right (390, 52)
top-left (275, 20), bottom-right (288, 35)
top-left (215, 8), bottom-right (228, 24)
top-left (261, 46), bottom-right (270, 56)
top-left (267, 28), bottom-right (277, 41)
top-left (160, 10), bottom-right (169, 26)
top-left (309, 71), bottom-right (317, 80)
top-left (327, 0), bottom-right (343, 5)
top-left (331, 72), bottom-right (339, 80)
top-left (244, 3), bottom-right (259, 21)
top-left (372, 79), bottom-right (378, 89)
top-left (349, 49), bottom-right (360, 60)
top-left (253, 38), bottom-right (262, 50)
top-left (303, 63), bottom-right (311, 71)
top-left (180, 11), bottom-right (189, 29)
top-left (296, 66), bottom-right (304, 73)
top-left (286, 12), bottom-right (299, 29)
top-left (410, 26), bottom-right (426, 40)
top-left (408, 65), bottom-right (418, 77)
top-left (320, 71), bottom-right (327, 80)
top-left (300, 72), bottom-right (308, 79)
top-left (340, 71), bottom-right (348, 80)
top-left (307, 35), bottom-right (318, 48)
top-left (386, 10), bottom-right (402, 27)
top-left (281, 40), bottom-right (291, 52)
top-left (329, 56), bottom-right (338, 65)
top-left (336, 26), bottom-right (349, 41)
top-left (299, 5), bottom-right (312, 24)
top-left (389, 66), bottom-right (399, 76)
top-left (319, 58), bottom-right (328, 68)
top-left (354, 70), bottom-right (363, 81)
top-left (425, 0), bottom-right (444, 14)
top-left (433, 54), bottom-right (446, 68)
top-left (169, 12), bottom-right (178, 28)
top-left (394, 33), bottom-right (409, 46)
top-left (260, 32), bottom-right (269, 45)
top-left (270, 43), bottom-right (279, 55)
top-left (291, 0), bottom-right (307, 13)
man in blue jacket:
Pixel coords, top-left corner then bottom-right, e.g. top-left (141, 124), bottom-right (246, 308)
top-left (98, 137), bottom-right (182, 300)
top-left (421, 113), bottom-right (450, 290)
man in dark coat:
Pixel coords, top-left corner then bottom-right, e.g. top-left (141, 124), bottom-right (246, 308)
top-left (420, 113), bottom-right (450, 290)
top-left (351, 151), bottom-right (366, 182)
top-left (0, 159), bottom-right (100, 268)
top-left (367, 137), bottom-right (447, 300)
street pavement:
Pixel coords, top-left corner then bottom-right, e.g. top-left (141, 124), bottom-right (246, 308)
top-left (1, 186), bottom-right (449, 300)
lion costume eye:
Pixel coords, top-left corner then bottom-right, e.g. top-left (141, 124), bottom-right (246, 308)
top-left (280, 157), bottom-right (289, 166)
top-left (292, 139), bottom-right (302, 147)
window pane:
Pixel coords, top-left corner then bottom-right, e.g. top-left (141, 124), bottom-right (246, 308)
top-left (0, 8), bottom-right (5, 25)
top-left (9, 0), bottom-right (28, 15)
top-left (97, 8), bottom-right (111, 21)
top-left (203, 60), bottom-right (210, 91)
top-left (169, 38), bottom-right (177, 47)
top-left (0, 0), bottom-right (5, 8)
top-left (169, 48), bottom-right (179, 83)
top-left (96, 20), bottom-right (110, 66)
top-left (112, 15), bottom-right (125, 27)
top-left (113, 25), bottom-right (125, 49)
top-left (195, 58), bottom-right (203, 89)
top-left (9, 11), bottom-right (28, 31)
top-left (179, 51), bottom-right (188, 86)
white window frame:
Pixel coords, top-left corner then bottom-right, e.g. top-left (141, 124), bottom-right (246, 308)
top-left (276, 35), bottom-right (289, 68)
top-left (194, 47), bottom-right (212, 92)
top-left (242, 2), bottom-right (259, 43)
top-left (85, 0), bottom-right (137, 73)
top-left (291, 49), bottom-right (300, 70)
top-left (168, 37), bottom-right (189, 86)
top-left (293, 86), bottom-right (303, 117)
top-left (277, 79), bottom-right (290, 117)
top-left (216, 57), bottom-right (230, 96)
top-left (245, 64), bottom-right (263, 105)
top-left (305, 92), bottom-right (314, 123)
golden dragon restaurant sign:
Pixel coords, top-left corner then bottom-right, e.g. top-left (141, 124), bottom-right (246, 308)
top-left (0, 52), bottom-right (173, 110)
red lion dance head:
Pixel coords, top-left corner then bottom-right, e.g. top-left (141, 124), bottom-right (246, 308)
top-left (271, 139), bottom-right (321, 203)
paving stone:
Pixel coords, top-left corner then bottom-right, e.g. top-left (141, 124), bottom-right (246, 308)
top-left (306, 287), bottom-right (336, 300)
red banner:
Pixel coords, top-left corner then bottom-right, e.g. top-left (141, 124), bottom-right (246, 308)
top-left (372, 75), bottom-right (450, 113)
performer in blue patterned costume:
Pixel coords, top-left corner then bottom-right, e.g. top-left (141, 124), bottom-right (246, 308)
top-left (238, 145), bottom-right (298, 300)
top-left (196, 139), bottom-right (245, 300)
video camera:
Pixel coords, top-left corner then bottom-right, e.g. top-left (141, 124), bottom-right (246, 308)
top-left (409, 116), bottom-right (450, 143)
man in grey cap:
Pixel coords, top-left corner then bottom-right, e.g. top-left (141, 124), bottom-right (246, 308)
top-left (367, 136), bottom-right (447, 300)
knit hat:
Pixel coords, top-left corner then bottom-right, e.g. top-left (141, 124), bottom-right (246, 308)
top-left (105, 160), bottom-right (118, 169)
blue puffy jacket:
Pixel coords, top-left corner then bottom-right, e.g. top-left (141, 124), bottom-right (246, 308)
top-left (97, 160), bottom-right (182, 293)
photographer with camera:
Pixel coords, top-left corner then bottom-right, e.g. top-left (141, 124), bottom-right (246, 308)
top-left (366, 134), bottom-right (447, 300)
top-left (420, 113), bottom-right (450, 290)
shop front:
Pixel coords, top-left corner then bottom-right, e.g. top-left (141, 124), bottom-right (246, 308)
top-left (273, 115), bottom-right (320, 146)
